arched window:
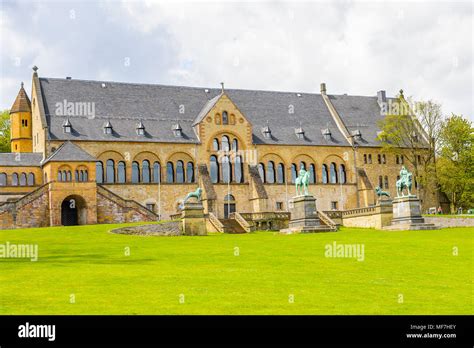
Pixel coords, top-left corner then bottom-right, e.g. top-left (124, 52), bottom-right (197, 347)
top-left (213, 138), bottom-right (219, 151)
top-left (232, 139), bottom-right (238, 151)
top-left (364, 154), bottom-right (367, 164)
top-left (166, 162), bottom-right (174, 183)
top-left (210, 155), bottom-right (219, 183)
top-left (57, 171), bottom-right (61, 182)
top-left (378, 176), bottom-right (383, 188)
top-left (322, 164), bottom-right (328, 184)
top-left (224, 194), bottom-right (235, 201)
top-left (266, 161), bottom-right (275, 183)
top-left (329, 163), bottom-right (337, 183)
top-left (368, 154), bottom-right (372, 164)
top-left (222, 135), bottom-right (230, 152)
top-left (96, 162), bottom-right (104, 183)
top-left (299, 161), bottom-right (306, 170)
top-left (27, 173), bottom-right (35, 186)
top-left (382, 154), bottom-right (386, 164)
top-left (396, 155), bottom-right (400, 164)
top-left (309, 164), bottom-right (316, 183)
top-left (222, 111), bottom-right (229, 125)
top-left (153, 162), bottom-right (161, 183)
top-left (291, 164), bottom-right (297, 184)
top-left (142, 160), bottom-right (150, 183)
top-left (234, 156), bottom-right (243, 183)
top-left (384, 176), bottom-right (389, 189)
top-left (222, 156), bottom-right (231, 183)
top-left (61, 171), bottom-right (66, 182)
top-left (75, 170), bottom-right (79, 182)
top-left (19, 173), bottom-right (26, 186)
top-left (106, 159), bottom-right (115, 183)
top-left (186, 162), bottom-right (194, 183)
top-left (84, 170), bottom-right (88, 182)
top-left (0, 173), bottom-right (6, 186)
top-left (176, 160), bottom-right (184, 183)
top-left (258, 163), bottom-right (265, 183)
top-left (67, 171), bottom-right (72, 182)
top-left (339, 164), bottom-right (346, 184)
top-left (277, 163), bottom-right (285, 184)
top-left (118, 161), bottom-right (126, 183)
top-left (132, 161), bottom-right (140, 183)
top-left (377, 154), bottom-right (382, 164)
top-left (12, 173), bottom-right (18, 186)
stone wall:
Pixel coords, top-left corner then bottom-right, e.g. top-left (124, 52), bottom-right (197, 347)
top-left (0, 184), bottom-right (50, 229)
top-left (96, 185), bottom-right (159, 224)
top-left (424, 216), bottom-right (474, 228)
top-left (342, 201), bottom-right (393, 229)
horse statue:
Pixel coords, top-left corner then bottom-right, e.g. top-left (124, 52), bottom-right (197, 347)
top-left (183, 187), bottom-right (203, 203)
top-left (375, 186), bottom-right (390, 198)
top-left (395, 166), bottom-right (413, 197)
top-left (295, 168), bottom-right (310, 196)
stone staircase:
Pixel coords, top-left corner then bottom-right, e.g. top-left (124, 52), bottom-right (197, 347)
top-left (219, 218), bottom-right (247, 234)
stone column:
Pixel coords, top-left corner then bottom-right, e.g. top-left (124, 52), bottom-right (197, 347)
top-left (182, 202), bottom-right (207, 236)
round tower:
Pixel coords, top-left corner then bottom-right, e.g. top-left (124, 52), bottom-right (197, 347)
top-left (10, 82), bottom-right (32, 153)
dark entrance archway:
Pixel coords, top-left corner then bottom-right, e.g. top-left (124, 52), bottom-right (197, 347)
top-left (61, 195), bottom-right (87, 226)
top-left (224, 194), bottom-right (236, 219)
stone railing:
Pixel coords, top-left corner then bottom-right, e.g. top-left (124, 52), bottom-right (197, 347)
top-left (170, 212), bottom-right (182, 220)
top-left (342, 206), bottom-right (376, 217)
top-left (208, 212), bottom-right (224, 233)
top-left (229, 212), bottom-right (255, 232)
top-left (239, 211), bottom-right (291, 221)
top-left (317, 210), bottom-right (338, 231)
top-left (323, 210), bottom-right (342, 219)
top-left (97, 185), bottom-right (159, 220)
top-left (0, 183), bottom-right (49, 213)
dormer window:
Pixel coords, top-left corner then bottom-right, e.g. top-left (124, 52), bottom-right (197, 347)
top-left (63, 118), bottom-right (72, 133)
top-left (172, 123), bottom-right (182, 137)
top-left (103, 121), bottom-right (113, 135)
top-left (322, 128), bottom-right (331, 141)
top-left (262, 125), bottom-right (272, 139)
top-left (295, 127), bottom-right (305, 139)
top-left (351, 129), bottom-right (362, 141)
top-left (136, 121), bottom-right (145, 136)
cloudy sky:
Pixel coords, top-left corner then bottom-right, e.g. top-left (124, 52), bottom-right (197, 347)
top-left (0, 0), bottom-right (472, 119)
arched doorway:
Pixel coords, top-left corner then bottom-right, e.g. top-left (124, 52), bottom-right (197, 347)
top-left (61, 195), bottom-right (87, 226)
top-left (224, 194), bottom-right (236, 219)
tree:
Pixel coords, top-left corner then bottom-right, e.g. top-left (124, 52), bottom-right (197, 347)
top-left (377, 95), bottom-right (436, 204)
top-left (0, 109), bottom-right (11, 152)
top-left (437, 115), bottom-right (473, 212)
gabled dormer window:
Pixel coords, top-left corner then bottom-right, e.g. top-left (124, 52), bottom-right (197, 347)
top-left (351, 129), bottom-right (362, 141)
top-left (103, 121), bottom-right (113, 135)
top-left (63, 118), bottom-right (72, 133)
top-left (322, 128), bottom-right (331, 141)
top-left (295, 127), bottom-right (305, 139)
top-left (136, 121), bottom-right (145, 136)
top-left (172, 123), bottom-right (182, 137)
top-left (262, 125), bottom-right (272, 139)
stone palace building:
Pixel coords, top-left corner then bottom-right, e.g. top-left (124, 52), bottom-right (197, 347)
top-left (0, 67), bottom-right (435, 229)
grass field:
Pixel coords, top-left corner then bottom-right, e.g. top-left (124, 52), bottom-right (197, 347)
top-left (0, 223), bottom-right (472, 314)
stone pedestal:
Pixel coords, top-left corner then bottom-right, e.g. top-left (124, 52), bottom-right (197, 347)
top-left (374, 199), bottom-right (393, 229)
top-left (280, 195), bottom-right (334, 234)
top-left (182, 202), bottom-right (207, 236)
top-left (384, 196), bottom-right (438, 230)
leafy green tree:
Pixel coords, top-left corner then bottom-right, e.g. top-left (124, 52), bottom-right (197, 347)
top-left (0, 109), bottom-right (11, 153)
top-left (437, 115), bottom-right (473, 212)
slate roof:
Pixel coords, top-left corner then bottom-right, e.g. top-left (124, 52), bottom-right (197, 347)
top-left (41, 141), bottom-right (96, 164)
top-left (0, 153), bottom-right (43, 167)
top-left (38, 77), bottom-right (387, 146)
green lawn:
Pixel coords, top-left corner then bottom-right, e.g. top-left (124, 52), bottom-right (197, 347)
top-left (0, 223), bottom-right (472, 315)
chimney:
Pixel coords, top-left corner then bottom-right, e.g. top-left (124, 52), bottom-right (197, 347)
top-left (320, 82), bottom-right (327, 94)
top-left (377, 90), bottom-right (386, 106)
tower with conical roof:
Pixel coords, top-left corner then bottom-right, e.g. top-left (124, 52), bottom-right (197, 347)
top-left (10, 82), bottom-right (32, 152)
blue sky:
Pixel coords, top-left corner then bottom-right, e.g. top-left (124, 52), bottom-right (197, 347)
top-left (0, 0), bottom-right (472, 119)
